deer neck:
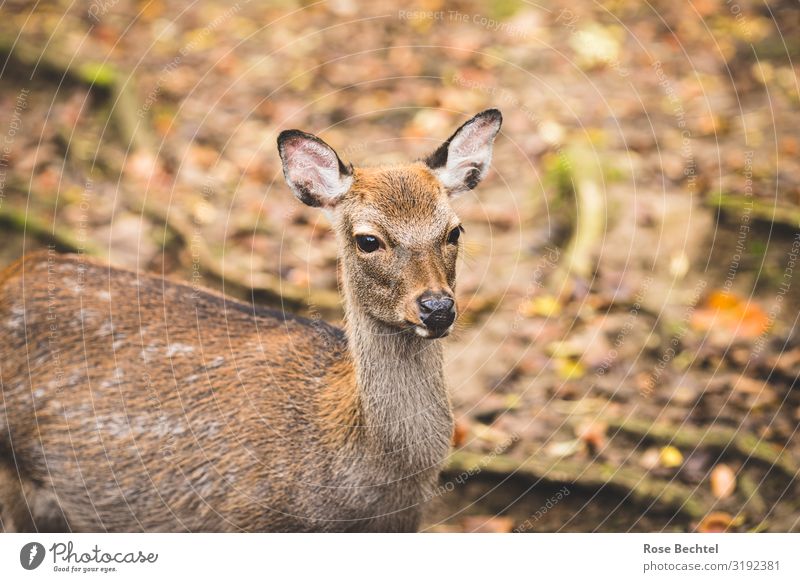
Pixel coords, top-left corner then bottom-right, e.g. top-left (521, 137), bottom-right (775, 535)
top-left (335, 294), bottom-right (453, 473)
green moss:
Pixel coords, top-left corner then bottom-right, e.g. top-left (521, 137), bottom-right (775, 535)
top-left (488, 0), bottom-right (523, 20)
top-left (542, 151), bottom-right (575, 198)
top-left (76, 62), bottom-right (118, 88)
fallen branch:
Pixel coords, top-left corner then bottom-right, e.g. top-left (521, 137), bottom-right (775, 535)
top-left (548, 145), bottom-right (607, 297)
top-left (446, 450), bottom-right (708, 519)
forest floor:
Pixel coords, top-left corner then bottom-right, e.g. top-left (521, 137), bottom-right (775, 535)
top-left (0, 0), bottom-right (798, 532)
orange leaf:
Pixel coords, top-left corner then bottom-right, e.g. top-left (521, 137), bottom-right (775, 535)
top-left (692, 291), bottom-right (770, 339)
top-left (461, 516), bottom-right (515, 533)
top-left (697, 512), bottom-right (739, 533)
top-left (451, 419), bottom-right (469, 448)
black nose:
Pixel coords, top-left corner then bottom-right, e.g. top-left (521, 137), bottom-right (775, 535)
top-left (417, 292), bottom-right (455, 329)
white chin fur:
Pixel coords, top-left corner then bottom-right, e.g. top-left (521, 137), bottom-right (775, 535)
top-left (414, 324), bottom-right (454, 338)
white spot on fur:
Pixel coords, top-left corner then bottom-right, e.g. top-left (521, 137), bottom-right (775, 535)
top-left (95, 413), bottom-right (131, 438)
top-left (139, 344), bottom-right (160, 362)
top-left (166, 343), bottom-right (195, 357)
top-left (96, 290), bottom-right (111, 301)
top-left (97, 320), bottom-right (114, 336)
top-left (206, 356), bottom-right (225, 369)
top-left (79, 308), bottom-right (100, 324)
top-left (6, 304), bottom-right (24, 330)
top-left (61, 276), bottom-right (81, 294)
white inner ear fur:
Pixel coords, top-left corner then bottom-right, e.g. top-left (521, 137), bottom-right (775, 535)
top-left (434, 119), bottom-right (499, 195)
top-left (284, 139), bottom-right (352, 206)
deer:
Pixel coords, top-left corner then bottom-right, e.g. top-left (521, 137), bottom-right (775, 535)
top-left (0, 109), bottom-right (502, 532)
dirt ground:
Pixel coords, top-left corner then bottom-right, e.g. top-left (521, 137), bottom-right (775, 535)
top-left (0, 0), bottom-right (798, 532)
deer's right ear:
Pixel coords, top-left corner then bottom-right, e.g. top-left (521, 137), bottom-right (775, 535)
top-left (277, 130), bottom-right (353, 208)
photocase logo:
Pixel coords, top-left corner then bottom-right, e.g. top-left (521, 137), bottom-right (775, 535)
top-left (20, 542), bottom-right (46, 570)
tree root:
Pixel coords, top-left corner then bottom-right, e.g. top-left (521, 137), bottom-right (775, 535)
top-left (446, 450), bottom-right (709, 519)
top-left (606, 416), bottom-right (799, 478)
top-left (0, 204), bottom-right (102, 256)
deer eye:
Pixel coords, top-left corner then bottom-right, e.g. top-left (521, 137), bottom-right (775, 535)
top-left (355, 234), bottom-right (381, 253)
top-left (447, 225), bottom-right (463, 245)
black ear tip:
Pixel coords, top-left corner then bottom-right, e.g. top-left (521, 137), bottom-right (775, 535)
top-left (277, 129), bottom-right (310, 150)
top-left (478, 108), bottom-right (503, 126)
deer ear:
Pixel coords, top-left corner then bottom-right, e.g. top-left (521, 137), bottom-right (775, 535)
top-left (277, 130), bottom-right (353, 208)
top-left (425, 109), bottom-right (502, 196)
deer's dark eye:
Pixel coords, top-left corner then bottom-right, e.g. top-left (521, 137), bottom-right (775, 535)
top-left (447, 225), bottom-right (463, 245)
top-left (355, 234), bottom-right (381, 253)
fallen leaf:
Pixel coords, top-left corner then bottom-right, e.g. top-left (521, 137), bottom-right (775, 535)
top-left (659, 446), bottom-right (684, 468)
top-left (461, 515), bottom-right (515, 533)
top-left (520, 295), bottom-right (561, 317)
top-left (640, 447), bottom-right (661, 470)
top-left (691, 291), bottom-right (770, 340)
top-left (570, 24), bottom-right (621, 71)
top-left (546, 439), bottom-right (581, 458)
top-left (555, 357), bottom-right (585, 380)
top-left (732, 377), bottom-right (778, 411)
top-left (697, 512), bottom-right (742, 533)
top-left (452, 419), bottom-right (469, 448)
top-left (575, 420), bottom-right (607, 454)
top-left (710, 464), bottom-right (737, 499)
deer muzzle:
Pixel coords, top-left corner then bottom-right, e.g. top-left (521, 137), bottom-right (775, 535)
top-left (416, 292), bottom-right (456, 338)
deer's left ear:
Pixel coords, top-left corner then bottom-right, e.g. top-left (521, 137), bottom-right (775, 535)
top-left (425, 109), bottom-right (502, 196)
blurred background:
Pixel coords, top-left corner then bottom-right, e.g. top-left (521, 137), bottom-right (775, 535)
top-left (0, 0), bottom-right (798, 532)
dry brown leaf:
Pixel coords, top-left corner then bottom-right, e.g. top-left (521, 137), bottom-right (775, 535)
top-left (575, 420), bottom-right (608, 454)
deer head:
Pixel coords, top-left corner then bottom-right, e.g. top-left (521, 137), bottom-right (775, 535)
top-left (278, 109), bottom-right (502, 339)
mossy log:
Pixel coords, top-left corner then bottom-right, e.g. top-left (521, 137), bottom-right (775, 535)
top-left (446, 450), bottom-right (709, 519)
top-left (709, 192), bottom-right (800, 229)
top-left (0, 204), bottom-right (102, 256)
top-left (606, 416), bottom-right (798, 478)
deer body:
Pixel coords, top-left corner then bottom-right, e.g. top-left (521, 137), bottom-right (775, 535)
top-left (0, 110), bottom-right (501, 532)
